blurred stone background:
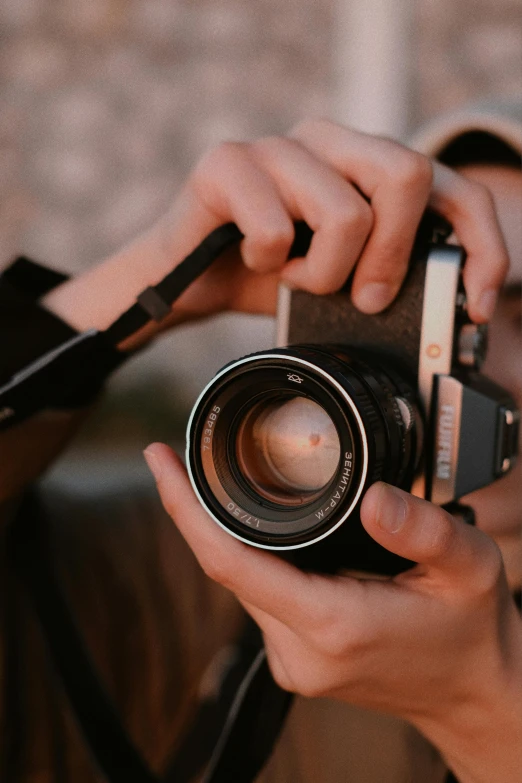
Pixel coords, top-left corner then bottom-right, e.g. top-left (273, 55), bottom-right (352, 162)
top-left (0, 0), bottom-right (520, 489)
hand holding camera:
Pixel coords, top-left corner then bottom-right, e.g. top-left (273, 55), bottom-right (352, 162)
top-left (145, 444), bottom-right (522, 783)
top-left (30, 118), bottom-right (520, 781)
top-left (43, 119), bottom-right (508, 342)
top-left (0, 106), bottom-right (513, 783)
top-left (137, 120), bottom-right (521, 783)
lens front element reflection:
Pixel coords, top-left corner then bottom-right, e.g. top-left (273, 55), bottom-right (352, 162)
top-left (236, 396), bottom-right (341, 504)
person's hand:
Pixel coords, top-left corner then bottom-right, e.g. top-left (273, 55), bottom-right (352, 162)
top-left (144, 442), bottom-right (522, 783)
top-left (44, 119), bottom-right (509, 349)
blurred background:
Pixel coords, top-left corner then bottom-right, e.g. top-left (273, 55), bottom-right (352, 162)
top-left (1, 0), bottom-right (520, 491)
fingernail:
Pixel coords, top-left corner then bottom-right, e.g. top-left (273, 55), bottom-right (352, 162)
top-left (354, 282), bottom-right (393, 314)
top-left (477, 288), bottom-right (497, 321)
top-left (375, 484), bottom-right (407, 533)
top-left (143, 446), bottom-right (163, 481)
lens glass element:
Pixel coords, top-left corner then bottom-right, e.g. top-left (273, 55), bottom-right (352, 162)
top-left (236, 396), bottom-right (341, 505)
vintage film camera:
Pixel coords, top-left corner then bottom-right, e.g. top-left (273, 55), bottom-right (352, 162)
top-left (186, 215), bottom-right (519, 575)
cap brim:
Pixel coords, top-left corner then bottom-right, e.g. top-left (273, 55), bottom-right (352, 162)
top-left (410, 100), bottom-right (522, 160)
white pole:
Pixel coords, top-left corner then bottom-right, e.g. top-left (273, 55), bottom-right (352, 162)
top-left (333, 0), bottom-right (413, 139)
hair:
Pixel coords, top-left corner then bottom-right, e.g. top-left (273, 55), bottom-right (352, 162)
top-left (439, 130), bottom-right (521, 168)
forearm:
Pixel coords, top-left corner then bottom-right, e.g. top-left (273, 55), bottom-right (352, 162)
top-left (42, 223), bottom-right (178, 351)
top-left (0, 230), bottom-right (169, 502)
top-left (40, 192), bottom-right (224, 349)
top-left (0, 188), bottom-right (227, 502)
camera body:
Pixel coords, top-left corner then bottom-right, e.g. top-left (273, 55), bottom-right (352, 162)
top-left (187, 217), bottom-right (519, 575)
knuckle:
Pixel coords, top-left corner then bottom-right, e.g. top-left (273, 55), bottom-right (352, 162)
top-left (251, 134), bottom-right (302, 165)
top-left (270, 667), bottom-right (294, 693)
top-left (252, 134), bottom-right (288, 155)
top-left (267, 651), bottom-right (319, 696)
top-left (295, 677), bottom-right (328, 699)
top-left (278, 658), bottom-right (328, 699)
top-left (325, 626), bottom-right (371, 661)
top-left (310, 610), bottom-right (370, 661)
top-left (469, 538), bottom-right (505, 599)
top-left (394, 152), bottom-right (433, 192)
top-left (302, 274), bottom-right (340, 297)
top-left (290, 116), bottom-right (331, 141)
top-left (422, 510), bottom-right (456, 563)
top-left (309, 615), bottom-right (343, 656)
top-left (455, 177), bottom-right (496, 218)
top-left (314, 627), bottom-right (350, 659)
top-left (193, 141), bottom-right (246, 184)
top-left (469, 180), bottom-right (496, 211)
top-left (266, 655), bottom-right (295, 692)
top-left (199, 552), bottom-right (232, 587)
top-left (248, 223), bottom-right (294, 256)
top-left (327, 199), bottom-right (374, 238)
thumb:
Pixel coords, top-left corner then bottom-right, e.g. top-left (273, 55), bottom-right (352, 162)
top-left (360, 482), bottom-right (502, 583)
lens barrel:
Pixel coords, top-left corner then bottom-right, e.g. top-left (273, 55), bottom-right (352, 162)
top-left (186, 345), bottom-right (421, 571)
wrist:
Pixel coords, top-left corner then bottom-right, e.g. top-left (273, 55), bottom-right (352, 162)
top-left (42, 227), bottom-right (175, 346)
top-left (415, 648), bottom-right (522, 782)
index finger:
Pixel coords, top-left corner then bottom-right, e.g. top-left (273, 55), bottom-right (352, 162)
top-left (290, 120), bottom-right (433, 313)
top-left (143, 442), bottom-right (342, 630)
top-left (290, 120), bottom-right (509, 321)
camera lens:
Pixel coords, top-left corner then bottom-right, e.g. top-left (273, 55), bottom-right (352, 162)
top-left (236, 396), bottom-right (341, 504)
top-left (187, 346), bottom-right (420, 556)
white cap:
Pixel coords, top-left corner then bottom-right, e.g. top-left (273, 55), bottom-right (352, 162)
top-left (410, 99), bottom-right (522, 159)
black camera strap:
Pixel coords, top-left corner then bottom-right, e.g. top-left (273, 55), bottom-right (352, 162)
top-left (3, 226), bottom-right (311, 782)
top-left (2, 213), bottom-right (451, 430)
top-left (2, 212), bottom-right (455, 781)
top-left (104, 221), bottom-right (314, 346)
top-left (0, 223), bottom-right (314, 431)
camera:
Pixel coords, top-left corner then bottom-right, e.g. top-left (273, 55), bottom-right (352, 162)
top-left (186, 214), bottom-right (519, 575)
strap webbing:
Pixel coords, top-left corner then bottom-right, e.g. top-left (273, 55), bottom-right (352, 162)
top-left (105, 224), bottom-right (243, 345)
top-left (105, 222), bottom-right (313, 346)
top-left (5, 223), bottom-right (312, 781)
top-left (2, 256), bottom-right (69, 299)
top-left (201, 652), bottom-right (293, 783)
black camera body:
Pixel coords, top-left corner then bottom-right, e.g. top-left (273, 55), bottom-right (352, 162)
top-left (187, 217), bottom-right (519, 575)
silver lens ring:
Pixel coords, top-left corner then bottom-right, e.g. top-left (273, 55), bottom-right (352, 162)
top-left (186, 350), bottom-right (370, 552)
